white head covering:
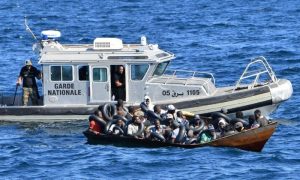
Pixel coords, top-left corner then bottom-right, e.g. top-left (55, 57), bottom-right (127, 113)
top-left (218, 118), bottom-right (227, 126)
top-left (144, 95), bottom-right (151, 101)
top-left (144, 95), bottom-right (154, 111)
top-left (167, 104), bottom-right (176, 111)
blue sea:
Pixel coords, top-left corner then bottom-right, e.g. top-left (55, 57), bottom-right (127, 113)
top-left (0, 0), bottom-right (300, 179)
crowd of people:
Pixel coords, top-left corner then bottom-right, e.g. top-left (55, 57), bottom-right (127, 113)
top-left (87, 96), bottom-right (270, 145)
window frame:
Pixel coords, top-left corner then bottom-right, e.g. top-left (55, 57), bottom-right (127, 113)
top-left (92, 67), bottom-right (108, 82)
top-left (152, 61), bottom-right (170, 76)
top-left (49, 65), bottom-right (74, 82)
top-left (130, 64), bottom-right (150, 81)
top-left (78, 65), bottom-right (90, 81)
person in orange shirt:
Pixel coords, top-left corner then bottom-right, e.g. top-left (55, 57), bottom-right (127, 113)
top-left (88, 110), bottom-right (103, 134)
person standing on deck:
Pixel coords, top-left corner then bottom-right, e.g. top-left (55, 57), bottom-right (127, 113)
top-left (16, 59), bottom-right (41, 106)
top-left (113, 65), bottom-right (126, 101)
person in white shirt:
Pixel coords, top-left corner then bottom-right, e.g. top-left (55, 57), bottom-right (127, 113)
top-left (127, 116), bottom-right (143, 139)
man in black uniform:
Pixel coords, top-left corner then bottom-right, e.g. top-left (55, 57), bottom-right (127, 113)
top-left (16, 59), bottom-right (41, 106)
top-left (113, 65), bottom-right (126, 101)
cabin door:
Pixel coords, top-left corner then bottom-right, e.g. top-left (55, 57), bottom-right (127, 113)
top-left (89, 66), bottom-right (110, 103)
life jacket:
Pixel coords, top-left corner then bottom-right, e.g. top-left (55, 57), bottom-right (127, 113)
top-left (89, 120), bottom-right (101, 133)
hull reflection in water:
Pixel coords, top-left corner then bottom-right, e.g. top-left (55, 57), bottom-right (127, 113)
top-left (83, 122), bottom-right (277, 152)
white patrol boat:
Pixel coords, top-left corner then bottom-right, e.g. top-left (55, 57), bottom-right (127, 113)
top-left (0, 26), bottom-right (293, 121)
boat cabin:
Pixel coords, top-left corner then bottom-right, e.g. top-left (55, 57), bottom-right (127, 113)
top-left (38, 30), bottom-right (216, 107)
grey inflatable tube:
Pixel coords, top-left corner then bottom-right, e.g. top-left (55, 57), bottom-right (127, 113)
top-left (186, 137), bottom-right (198, 145)
top-left (230, 118), bottom-right (249, 127)
top-left (211, 112), bottom-right (232, 122)
top-left (132, 123), bottom-right (145, 136)
top-left (147, 110), bottom-right (163, 121)
top-left (112, 126), bottom-right (125, 135)
top-left (89, 115), bottom-right (107, 128)
top-left (105, 119), bottom-right (114, 134)
top-left (175, 124), bottom-right (186, 143)
top-left (113, 115), bottom-right (129, 123)
top-left (105, 116), bottom-right (128, 133)
top-left (150, 132), bottom-right (166, 142)
top-left (140, 103), bottom-right (149, 113)
top-left (188, 119), bottom-right (205, 133)
top-left (102, 103), bottom-right (117, 121)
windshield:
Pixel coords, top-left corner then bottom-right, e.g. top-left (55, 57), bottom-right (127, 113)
top-left (153, 61), bottom-right (169, 76)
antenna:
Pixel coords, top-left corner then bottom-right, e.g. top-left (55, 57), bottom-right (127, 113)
top-left (24, 16), bottom-right (38, 41)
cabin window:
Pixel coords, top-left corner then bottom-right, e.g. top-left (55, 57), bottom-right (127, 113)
top-left (153, 61), bottom-right (169, 76)
top-left (78, 65), bottom-right (89, 81)
top-left (50, 65), bottom-right (73, 81)
top-left (131, 64), bottom-right (149, 80)
top-left (155, 53), bottom-right (169, 58)
top-left (93, 68), bottom-right (107, 82)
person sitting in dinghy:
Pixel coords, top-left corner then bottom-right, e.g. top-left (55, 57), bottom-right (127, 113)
top-left (248, 115), bottom-right (259, 129)
top-left (149, 119), bottom-right (166, 142)
top-left (165, 104), bottom-right (177, 120)
top-left (176, 111), bottom-right (189, 127)
top-left (127, 115), bottom-right (144, 139)
top-left (116, 99), bottom-right (128, 116)
top-left (125, 106), bottom-right (136, 121)
top-left (109, 119), bottom-right (125, 136)
top-left (234, 122), bottom-right (245, 132)
top-left (147, 105), bottom-right (165, 124)
top-left (254, 109), bottom-right (268, 127)
top-left (199, 124), bottom-right (216, 144)
top-left (88, 110), bottom-right (105, 135)
top-left (169, 120), bottom-right (188, 144)
top-left (187, 115), bottom-right (204, 138)
top-left (235, 111), bottom-right (244, 119)
top-left (140, 96), bottom-right (154, 114)
top-left (217, 117), bottom-right (234, 137)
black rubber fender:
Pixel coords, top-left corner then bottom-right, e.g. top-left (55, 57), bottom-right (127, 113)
top-left (211, 112), bottom-right (232, 122)
top-left (113, 115), bottom-right (129, 124)
top-left (105, 116), bottom-right (128, 134)
top-left (186, 137), bottom-right (198, 145)
top-left (150, 132), bottom-right (166, 142)
top-left (113, 115), bottom-right (128, 133)
top-left (102, 103), bottom-right (117, 121)
top-left (147, 110), bottom-right (163, 121)
top-left (230, 118), bottom-right (249, 127)
top-left (175, 124), bottom-right (186, 143)
top-left (188, 119), bottom-right (205, 133)
top-left (112, 125), bottom-right (124, 135)
top-left (211, 112), bottom-right (231, 129)
top-left (146, 125), bottom-right (155, 132)
top-left (140, 102), bottom-right (149, 113)
top-left (105, 119), bottom-right (115, 134)
top-left (89, 115), bottom-right (107, 129)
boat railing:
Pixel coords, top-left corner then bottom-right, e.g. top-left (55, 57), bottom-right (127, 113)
top-left (160, 69), bottom-right (215, 86)
top-left (233, 56), bottom-right (278, 92)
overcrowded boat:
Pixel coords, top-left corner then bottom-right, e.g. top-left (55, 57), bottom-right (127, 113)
top-left (83, 103), bottom-right (277, 152)
top-left (0, 19), bottom-right (293, 121)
